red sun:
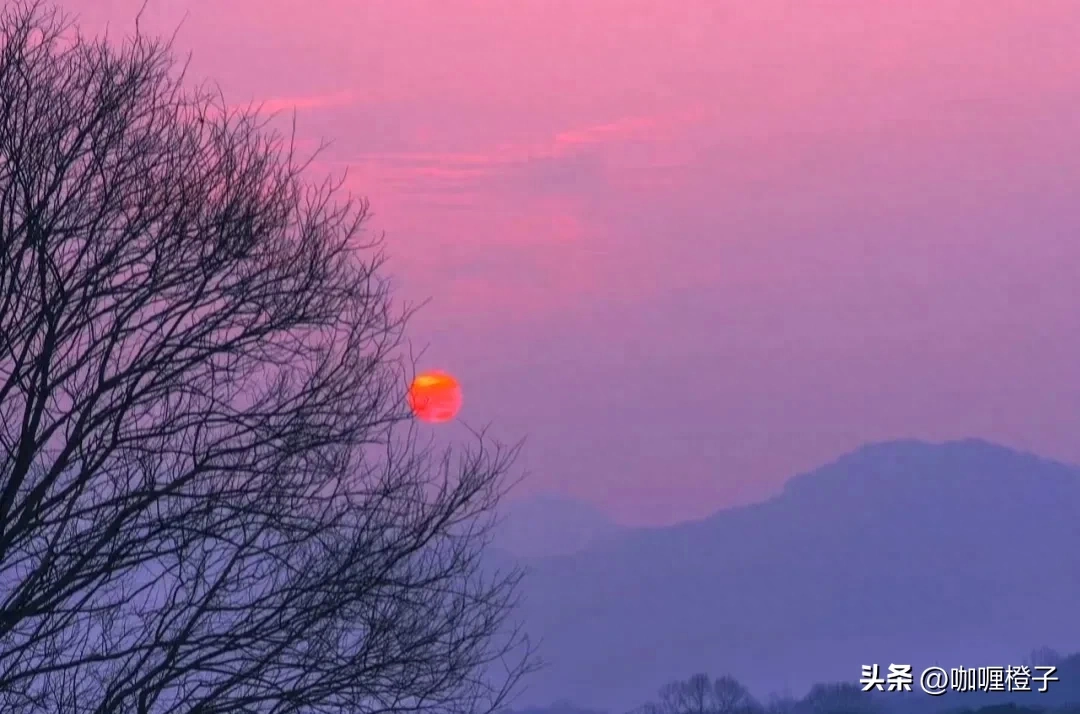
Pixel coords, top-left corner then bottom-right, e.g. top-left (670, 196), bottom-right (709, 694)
top-left (407, 371), bottom-right (463, 423)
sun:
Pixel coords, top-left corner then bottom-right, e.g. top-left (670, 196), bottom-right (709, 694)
top-left (407, 370), bottom-right (463, 423)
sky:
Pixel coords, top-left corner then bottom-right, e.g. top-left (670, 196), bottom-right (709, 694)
top-left (61, 0), bottom-right (1080, 525)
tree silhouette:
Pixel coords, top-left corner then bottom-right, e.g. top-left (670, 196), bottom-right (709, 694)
top-left (0, 1), bottom-right (531, 712)
top-left (648, 674), bottom-right (761, 714)
top-left (794, 683), bottom-right (880, 714)
top-left (1025, 646), bottom-right (1064, 668)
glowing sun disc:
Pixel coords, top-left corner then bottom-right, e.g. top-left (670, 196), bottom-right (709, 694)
top-left (408, 370), bottom-right (462, 423)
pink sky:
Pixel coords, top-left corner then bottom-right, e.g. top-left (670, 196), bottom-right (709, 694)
top-left (65, 0), bottom-right (1080, 524)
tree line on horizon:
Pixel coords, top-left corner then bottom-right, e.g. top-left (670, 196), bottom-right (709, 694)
top-left (508, 649), bottom-right (1080, 714)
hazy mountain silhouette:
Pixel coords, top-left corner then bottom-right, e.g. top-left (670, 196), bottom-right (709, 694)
top-left (492, 492), bottom-right (624, 558)
top-left (510, 439), bottom-right (1080, 711)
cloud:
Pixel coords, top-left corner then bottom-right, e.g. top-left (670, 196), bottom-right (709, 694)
top-left (553, 115), bottom-right (662, 147)
top-left (285, 105), bottom-right (710, 321)
top-left (232, 90), bottom-right (357, 115)
top-left (332, 106), bottom-right (707, 198)
top-left (554, 107), bottom-right (706, 147)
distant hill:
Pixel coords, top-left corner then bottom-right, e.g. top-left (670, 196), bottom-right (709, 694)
top-left (492, 492), bottom-right (624, 558)
top-left (507, 439), bottom-right (1080, 711)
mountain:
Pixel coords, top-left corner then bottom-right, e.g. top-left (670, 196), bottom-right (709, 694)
top-left (508, 439), bottom-right (1080, 711)
top-left (492, 492), bottom-right (624, 558)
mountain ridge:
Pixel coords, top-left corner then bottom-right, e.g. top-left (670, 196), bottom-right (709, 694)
top-left (506, 438), bottom-right (1080, 710)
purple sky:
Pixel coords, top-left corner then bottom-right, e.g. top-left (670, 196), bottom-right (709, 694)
top-left (67, 0), bottom-right (1080, 524)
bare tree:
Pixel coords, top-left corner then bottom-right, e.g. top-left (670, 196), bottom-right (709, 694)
top-left (760, 694), bottom-right (796, 714)
top-left (1024, 646), bottom-right (1063, 668)
top-left (795, 683), bottom-right (879, 714)
top-left (712, 676), bottom-right (759, 714)
top-left (0, 1), bottom-right (532, 712)
top-left (651, 674), bottom-right (760, 714)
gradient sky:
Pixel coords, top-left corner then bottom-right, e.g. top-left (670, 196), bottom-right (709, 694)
top-left (65, 0), bottom-right (1080, 524)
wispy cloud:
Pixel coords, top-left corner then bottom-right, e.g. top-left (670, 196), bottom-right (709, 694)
top-left (561, 107), bottom-right (706, 144)
top-left (233, 90), bottom-right (357, 115)
top-left (336, 107), bottom-right (708, 196)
